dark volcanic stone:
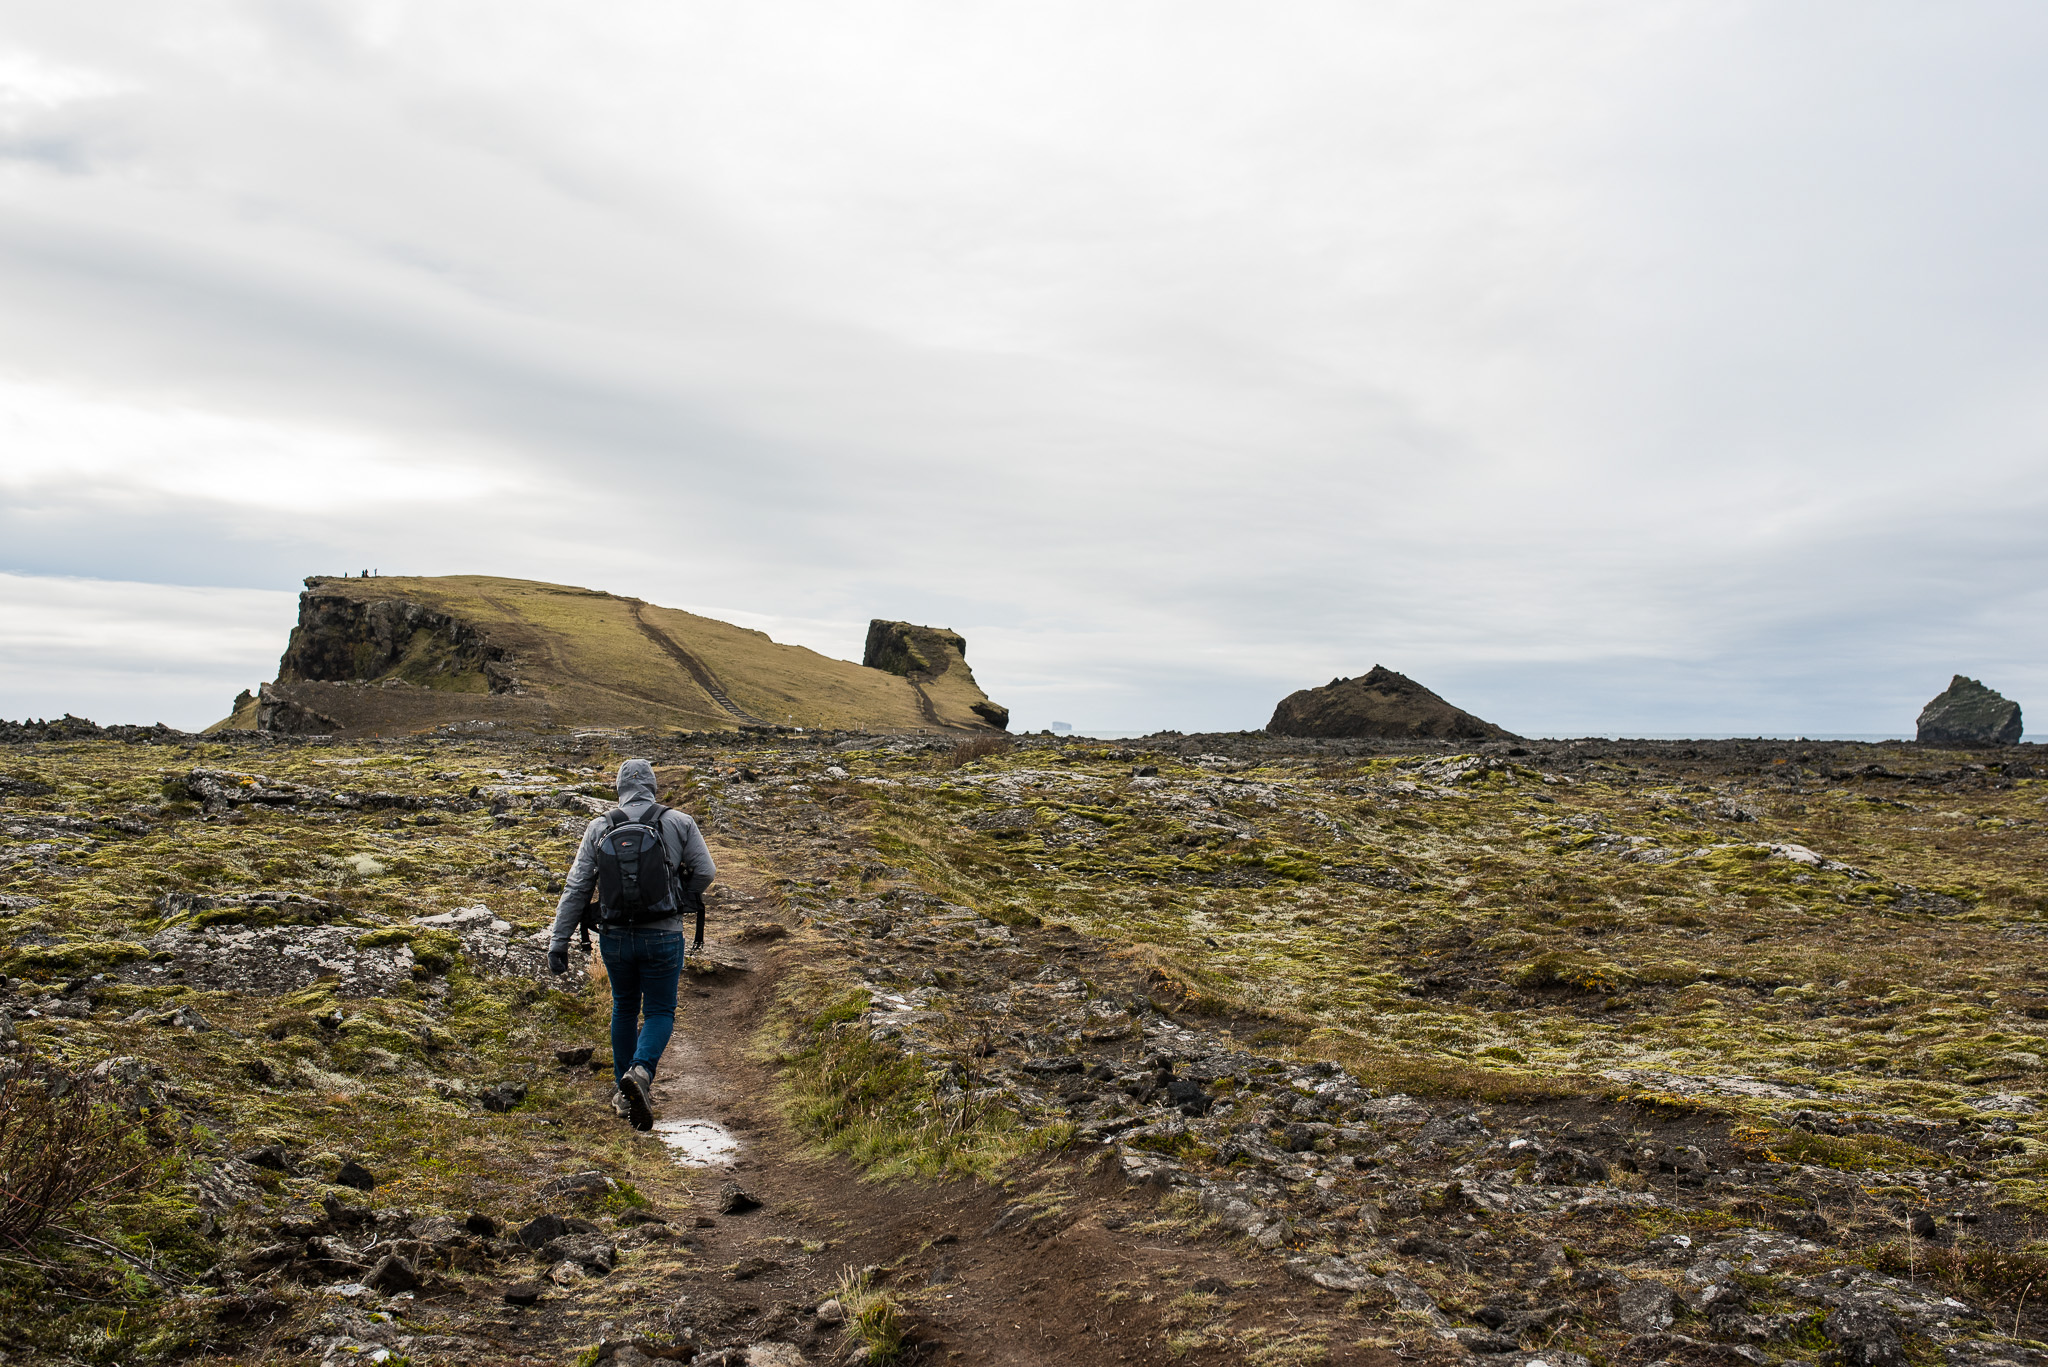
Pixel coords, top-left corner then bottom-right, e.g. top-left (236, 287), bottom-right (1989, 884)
top-left (717, 1180), bottom-right (762, 1215)
top-left (553, 1045), bottom-right (595, 1067)
top-left (366, 1253), bottom-right (418, 1293)
top-left (516, 1213), bottom-right (571, 1249)
top-left (242, 1144), bottom-right (297, 1174)
top-left (333, 1160), bottom-right (377, 1191)
top-left (1267, 665), bottom-right (1513, 740)
top-left (502, 1281), bottom-right (543, 1306)
top-left (464, 1212), bottom-right (499, 1238)
top-left (1917, 675), bottom-right (2023, 746)
top-left (480, 1081), bottom-right (528, 1112)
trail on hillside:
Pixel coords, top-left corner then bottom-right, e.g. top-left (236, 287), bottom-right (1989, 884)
top-left (630, 603), bottom-right (772, 727)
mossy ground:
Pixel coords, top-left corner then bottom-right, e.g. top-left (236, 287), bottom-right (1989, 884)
top-left (5, 729), bottom-right (2047, 1363)
top-left (811, 741), bottom-right (2048, 1116)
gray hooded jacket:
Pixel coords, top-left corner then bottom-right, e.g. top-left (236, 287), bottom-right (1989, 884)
top-left (549, 758), bottom-right (715, 950)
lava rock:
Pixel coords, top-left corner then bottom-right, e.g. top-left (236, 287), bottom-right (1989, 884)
top-left (718, 1180), bottom-right (762, 1215)
top-left (553, 1045), bottom-right (595, 1067)
top-left (538, 1170), bottom-right (612, 1200)
top-left (365, 1253), bottom-right (418, 1293)
top-left (538, 1234), bottom-right (616, 1274)
top-left (465, 1212), bottom-right (499, 1238)
top-left (1267, 664), bottom-right (1514, 740)
top-left (480, 1082), bottom-right (528, 1112)
top-left (321, 1195), bottom-right (374, 1227)
top-left (1535, 1147), bottom-right (1610, 1185)
top-left (1917, 675), bottom-right (2023, 747)
top-left (1619, 1280), bottom-right (1679, 1333)
top-left (333, 1160), bottom-right (378, 1192)
top-left (515, 1213), bottom-right (571, 1249)
top-left (242, 1144), bottom-right (298, 1175)
top-left (502, 1282), bottom-right (543, 1306)
top-left (1825, 1297), bottom-right (1907, 1367)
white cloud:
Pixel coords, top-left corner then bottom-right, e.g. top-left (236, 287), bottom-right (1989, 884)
top-left (0, 3), bottom-right (2044, 736)
top-left (0, 573), bottom-right (296, 728)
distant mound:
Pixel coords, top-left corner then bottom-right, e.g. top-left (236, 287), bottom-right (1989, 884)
top-left (1266, 665), bottom-right (1513, 741)
top-left (1917, 675), bottom-right (2023, 747)
top-left (211, 575), bottom-right (1007, 738)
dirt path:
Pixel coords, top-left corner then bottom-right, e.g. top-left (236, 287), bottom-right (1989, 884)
top-left (556, 839), bottom-right (1350, 1367)
top-left (629, 603), bottom-right (771, 727)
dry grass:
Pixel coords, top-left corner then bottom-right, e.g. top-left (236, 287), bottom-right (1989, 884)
top-left (0, 1063), bottom-right (154, 1254)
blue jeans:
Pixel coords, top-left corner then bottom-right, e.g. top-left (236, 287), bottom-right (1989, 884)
top-left (597, 927), bottom-right (684, 1085)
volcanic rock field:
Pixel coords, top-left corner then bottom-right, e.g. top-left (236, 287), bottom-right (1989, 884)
top-left (2, 720), bottom-right (2047, 1367)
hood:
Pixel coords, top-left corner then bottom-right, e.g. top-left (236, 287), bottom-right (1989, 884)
top-left (615, 758), bottom-right (660, 818)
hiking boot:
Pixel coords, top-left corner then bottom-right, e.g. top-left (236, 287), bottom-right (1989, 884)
top-left (609, 1088), bottom-right (632, 1122)
top-left (619, 1064), bottom-right (654, 1132)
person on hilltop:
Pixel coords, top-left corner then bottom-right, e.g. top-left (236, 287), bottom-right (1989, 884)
top-left (548, 758), bottom-right (715, 1132)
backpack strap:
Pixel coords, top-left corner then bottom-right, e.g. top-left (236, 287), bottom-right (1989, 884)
top-left (657, 805), bottom-right (705, 952)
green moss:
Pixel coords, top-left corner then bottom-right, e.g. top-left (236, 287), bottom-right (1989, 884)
top-left (5, 939), bottom-right (149, 975)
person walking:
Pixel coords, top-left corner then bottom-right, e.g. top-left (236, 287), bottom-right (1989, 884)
top-left (548, 758), bottom-right (715, 1131)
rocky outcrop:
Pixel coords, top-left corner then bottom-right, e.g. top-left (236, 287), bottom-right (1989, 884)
top-left (1267, 665), bottom-right (1512, 740)
top-left (863, 621), bottom-right (963, 679)
top-left (279, 581), bottom-right (514, 694)
top-left (863, 620), bottom-right (1009, 730)
top-left (1917, 675), bottom-right (2023, 747)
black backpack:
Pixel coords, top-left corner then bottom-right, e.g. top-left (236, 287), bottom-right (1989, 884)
top-left (579, 805), bottom-right (706, 950)
top-left (594, 804), bottom-right (680, 923)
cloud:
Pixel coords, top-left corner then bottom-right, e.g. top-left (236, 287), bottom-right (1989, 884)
top-left (0, 3), bottom-right (2044, 736)
top-left (0, 573), bottom-right (296, 729)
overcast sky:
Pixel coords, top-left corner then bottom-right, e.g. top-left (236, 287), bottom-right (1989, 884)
top-left (3, 2), bottom-right (2044, 737)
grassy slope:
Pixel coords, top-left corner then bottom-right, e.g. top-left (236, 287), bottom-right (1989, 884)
top-left (263, 576), bottom-right (984, 733)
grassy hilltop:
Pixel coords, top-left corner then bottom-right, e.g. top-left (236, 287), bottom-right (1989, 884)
top-left (217, 575), bottom-right (1006, 737)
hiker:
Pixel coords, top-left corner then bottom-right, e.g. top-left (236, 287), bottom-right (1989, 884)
top-left (547, 758), bottom-right (715, 1131)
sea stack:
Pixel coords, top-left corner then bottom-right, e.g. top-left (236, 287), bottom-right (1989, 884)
top-left (1916, 675), bottom-right (2023, 746)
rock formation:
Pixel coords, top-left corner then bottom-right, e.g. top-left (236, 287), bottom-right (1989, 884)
top-left (1266, 665), bottom-right (1512, 741)
top-left (211, 576), bottom-right (1008, 737)
top-left (863, 620), bottom-right (1009, 730)
top-left (1917, 675), bottom-right (2023, 746)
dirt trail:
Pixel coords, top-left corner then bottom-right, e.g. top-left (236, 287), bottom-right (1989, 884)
top-left (577, 840), bottom-right (1342, 1367)
top-left (629, 603), bottom-right (771, 727)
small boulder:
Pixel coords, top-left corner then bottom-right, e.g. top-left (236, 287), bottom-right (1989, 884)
top-left (465, 1212), bottom-right (499, 1238)
top-left (718, 1180), bottom-right (762, 1215)
top-left (480, 1082), bottom-right (527, 1112)
top-left (515, 1213), bottom-right (571, 1249)
top-left (538, 1234), bottom-right (616, 1274)
top-left (553, 1045), bottom-right (595, 1068)
top-left (365, 1253), bottom-right (418, 1293)
top-left (539, 1170), bottom-right (613, 1200)
top-left (1917, 675), bottom-right (2023, 747)
top-left (333, 1160), bottom-right (378, 1192)
top-left (502, 1282), bottom-right (543, 1306)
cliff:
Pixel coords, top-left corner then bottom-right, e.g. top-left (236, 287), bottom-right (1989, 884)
top-left (210, 576), bottom-right (1008, 738)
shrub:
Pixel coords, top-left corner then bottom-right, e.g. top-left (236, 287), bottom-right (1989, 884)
top-left (0, 1063), bottom-right (153, 1253)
